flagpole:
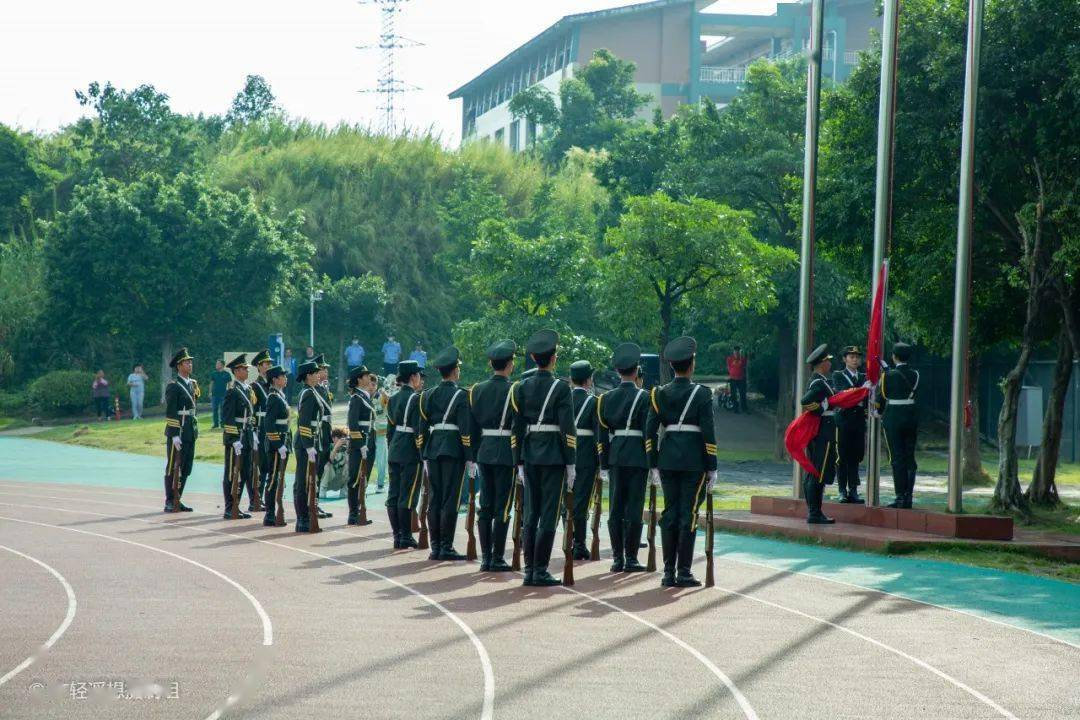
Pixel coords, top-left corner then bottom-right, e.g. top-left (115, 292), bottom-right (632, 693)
top-left (793, 0), bottom-right (826, 498)
top-left (947, 0), bottom-right (984, 514)
top-left (865, 0), bottom-right (901, 508)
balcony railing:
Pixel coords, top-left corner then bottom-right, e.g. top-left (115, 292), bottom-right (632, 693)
top-left (699, 66), bottom-right (747, 84)
top-left (844, 50), bottom-right (860, 65)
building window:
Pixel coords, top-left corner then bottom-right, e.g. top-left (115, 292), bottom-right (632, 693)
top-left (509, 120), bottom-right (520, 152)
top-left (494, 127), bottom-right (505, 146)
top-left (526, 119), bottom-right (537, 147)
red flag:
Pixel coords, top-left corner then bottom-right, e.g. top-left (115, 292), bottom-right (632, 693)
top-left (866, 260), bottom-right (889, 385)
top-left (785, 388), bottom-right (870, 477)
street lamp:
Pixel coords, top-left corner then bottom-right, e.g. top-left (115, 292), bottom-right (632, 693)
top-left (309, 289), bottom-right (324, 347)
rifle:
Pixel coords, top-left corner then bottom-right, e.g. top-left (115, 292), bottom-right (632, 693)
top-left (417, 469), bottom-right (431, 550)
top-left (704, 492), bottom-right (715, 588)
top-left (306, 451), bottom-right (321, 533)
top-left (511, 479), bottom-right (524, 571)
top-left (357, 455), bottom-right (372, 525)
top-left (250, 431), bottom-right (264, 512)
top-left (563, 487), bottom-right (575, 586)
top-left (590, 470), bottom-right (601, 560)
top-left (169, 443), bottom-right (183, 513)
top-left (273, 452), bottom-right (286, 527)
top-left (465, 470), bottom-right (477, 561)
top-left (646, 484), bottom-right (658, 572)
top-left (229, 448), bottom-right (241, 520)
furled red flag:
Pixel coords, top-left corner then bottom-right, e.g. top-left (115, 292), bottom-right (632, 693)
top-left (785, 387), bottom-right (871, 477)
top-left (865, 260), bottom-right (889, 385)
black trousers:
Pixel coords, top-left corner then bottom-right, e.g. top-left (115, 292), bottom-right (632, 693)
top-left (428, 457), bottom-right (467, 550)
top-left (571, 464), bottom-right (597, 547)
top-left (885, 419), bottom-right (919, 500)
top-left (222, 443), bottom-right (257, 514)
top-left (835, 420), bottom-right (865, 496)
top-left (263, 449), bottom-right (290, 521)
top-left (346, 447), bottom-right (371, 518)
top-left (731, 378), bottom-right (748, 413)
top-left (523, 463), bottom-right (566, 572)
top-left (659, 470), bottom-right (708, 572)
top-left (293, 447), bottom-right (317, 528)
top-left (387, 461), bottom-right (423, 512)
top-left (254, 439), bottom-right (270, 506)
top-left (478, 463), bottom-right (514, 557)
top-left (803, 426), bottom-right (837, 515)
top-left (608, 465), bottom-right (647, 560)
top-left (164, 436), bottom-right (195, 506)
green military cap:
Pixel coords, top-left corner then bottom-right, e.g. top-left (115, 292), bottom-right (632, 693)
top-left (169, 347), bottom-right (194, 368)
top-left (487, 339), bottom-right (516, 361)
top-left (520, 367), bottom-right (538, 380)
top-left (806, 344), bottom-right (832, 365)
top-left (526, 329), bottom-right (559, 355)
top-left (892, 342), bottom-right (913, 361)
top-left (664, 336), bottom-right (697, 363)
top-left (432, 346), bottom-right (461, 370)
top-left (842, 345), bottom-right (863, 357)
top-left (251, 349), bottom-right (272, 366)
top-left (348, 365), bottom-right (375, 386)
top-left (226, 353), bottom-right (249, 371)
top-left (296, 360), bottom-right (319, 382)
top-left (612, 342), bottom-right (642, 372)
top-left (569, 360), bottom-right (593, 382)
top-left (396, 359), bottom-right (424, 382)
top-left (266, 365), bottom-right (287, 381)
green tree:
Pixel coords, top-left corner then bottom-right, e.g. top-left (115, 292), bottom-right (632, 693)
top-left (508, 85), bottom-right (559, 138)
top-left (227, 75), bottom-right (280, 125)
top-left (314, 273), bottom-right (389, 393)
top-left (0, 125), bottom-right (54, 239)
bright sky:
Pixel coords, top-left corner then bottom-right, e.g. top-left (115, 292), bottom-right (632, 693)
top-left (1, 0), bottom-right (777, 145)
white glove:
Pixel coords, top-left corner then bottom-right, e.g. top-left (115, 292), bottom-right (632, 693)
top-left (861, 380), bottom-right (873, 389)
top-left (707, 471), bottom-right (717, 492)
top-left (599, 469), bottom-right (610, 483)
top-left (649, 468), bottom-right (661, 487)
top-left (361, 446), bottom-right (369, 460)
top-left (466, 461), bottom-right (478, 478)
top-left (172, 436), bottom-right (182, 451)
top-left (307, 447), bottom-right (317, 463)
top-left (232, 440), bottom-right (243, 456)
top-left (820, 398), bottom-right (829, 411)
top-left (516, 465), bottom-right (525, 485)
top-left (565, 465), bottom-right (576, 490)
top-left (277, 445), bottom-right (287, 459)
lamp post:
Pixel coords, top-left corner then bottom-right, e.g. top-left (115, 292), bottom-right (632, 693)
top-left (309, 289), bottom-right (324, 348)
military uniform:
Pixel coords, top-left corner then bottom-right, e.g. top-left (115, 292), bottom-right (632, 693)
top-left (346, 366), bottom-right (378, 525)
top-left (418, 347), bottom-right (473, 560)
top-left (386, 360), bottom-right (425, 548)
top-left (598, 343), bottom-right (651, 573)
top-left (262, 365), bottom-right (292, 526)
top-left (251, 349), bottom-right (273, 513)
top-left (221, 354), bottom-right (256, 519)
top-left (801, 344), bottom-right (838, 524)
top-left (314, 355), bottom-right (334, 519)
top-left (163, 347), bottom-right (199, 512)
top-left (646, 336), bottom-right (717, 587)
top-left (879, 343), bottom-right (920, 509)
top-left (468, 340), bottom-right (518, 571)
top-left (832, 346), bottom-right (867, 503)
top-left (569, 360), bottom-right (599, 561)
top-left (293, 361), bottom-right (322, 532)
top-left (511, 329), bottom-right (576, 587)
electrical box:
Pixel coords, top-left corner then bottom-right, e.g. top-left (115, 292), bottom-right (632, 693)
top-left (1016, 385), bottom-right (1043, 448)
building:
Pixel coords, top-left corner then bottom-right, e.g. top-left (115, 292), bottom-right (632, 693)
top-left (448, 0), bottom-right (880, 148)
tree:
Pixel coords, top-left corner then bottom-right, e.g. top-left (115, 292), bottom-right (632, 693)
top-left (227, 75), bottom-right (280, 125)
top-left (0, 236), bottom-right (45, 383)
top-left (508, 85), bottom-right (559, 138)
top-left (315, 274), bottom-right (388, 393)
top-left (0, 125), bottom-right (53, 239)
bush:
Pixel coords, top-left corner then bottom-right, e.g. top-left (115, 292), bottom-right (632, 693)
top-left (27, 370), bottom-right (95, 416)
top-left (0, 389), bottom-right (27, 415)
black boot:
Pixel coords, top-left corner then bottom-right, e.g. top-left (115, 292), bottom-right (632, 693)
top-left (428, 509), bottom-right (442, 560)
top-left (388, 507), bottom-right (402, 548)
top-left (608, 521), bottom-right (625, 572)
top-left (887, 472), bottom-right (905, 508)
top-left (478, 518), bottom-right (492, 570)
top-left (489, 521), bottom-right (512, 572)
top-left (623, 523), bottom-right (646, 572)
top-left (531, 530), bottom-right (561, 586)
top-left (522, 527), bottom-right (536, 586)
top-left (804, 475), bottom-right (834, 524)
top-left (573, 517), bottom-right (589, 560)
top-left (398, 507), bottom-right (418, 548)
top-left (675, 529), bottom-right (702, 587)
top-left (660, 527), bottom-right (678, 587)
top-left (440, 508), bottom-right (466, 560)
top-left (441, 540), bottom-right (467, 562)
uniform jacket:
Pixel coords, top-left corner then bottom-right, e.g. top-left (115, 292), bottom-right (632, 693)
top-left (386, 386), bottom-right (424, 464)
top-left (221, 381), bottom-right (255, 447)
top-left (294, 385), bottom-right (320, 451)
top-left (347, 388), bottom-right (378, 456)
top-left (264, 389), bottom-right (291, 453)
top-left (878, 364), bottom-right (919, 429)
top-left (571, 387), bottom-right (600, 473)
top-left (315, 384), bottom-right (333, 452)
top-left (164, 375), bottom-right (199, 441)
top-left (468, 375), bottom-right (516, 467)
top-left (418, 381), bottom-right (472, 461)
top-left (645, 377), bottom-right (718, 472)
top-left (598, 381), bottom-right (649, 469)
top-left (831, 367), bottom-right (867, 427)
top-left (510, 370), bottom-right (576, 467)
top-left (800, 372), bottom-right (837, 439)
top-left (252, 377), bottom-right (270, 439)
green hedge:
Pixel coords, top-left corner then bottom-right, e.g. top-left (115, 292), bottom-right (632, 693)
top-left (0, 390), bottom-right (26, 415)
top-left (27, 370), bottom-right (94, 416)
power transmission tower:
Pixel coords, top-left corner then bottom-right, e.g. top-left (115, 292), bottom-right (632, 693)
top-left (358, 0), bottom-right (422, 135)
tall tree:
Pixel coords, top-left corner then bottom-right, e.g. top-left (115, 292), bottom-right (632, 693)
top-left (0, 125), bottom-right (53, 239)
top-left (227, 75), bottom-right (280, 125)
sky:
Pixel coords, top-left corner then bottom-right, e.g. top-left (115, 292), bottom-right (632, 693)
top-left (1, 0), bottom-right (778, 146)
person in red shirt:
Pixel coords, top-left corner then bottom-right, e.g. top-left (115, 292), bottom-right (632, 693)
top-left (726, 347), bottom-right (749, 413)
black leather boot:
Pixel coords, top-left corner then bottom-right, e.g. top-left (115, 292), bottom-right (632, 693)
top-left (660, 527), bottom-right (678, 587)
top-left (489, 521), bottom-right (512, 571)
top-left (522, 527), bottom-right (536, 586)
top-left (478, 518), bottom-right (492, 570)
top-left (428, 509), bottom-right (442, 560)
top-left (675, 529), bottom-right (702, 587)
top-left (623, 523), bottom-right (646, 572)
top-left (399, 507), bottom-right (418, 548)
top-left (531, 530), bottom-right (561, 586)
top-left (804, 476), bottom-right (834, 524)
top-left (608, 521), bottom-right (624, 572)
top-left (388, 507), bottom-right (402, 548)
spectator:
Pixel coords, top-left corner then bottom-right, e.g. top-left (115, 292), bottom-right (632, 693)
top-left (92, 370), bottom-right (110, 420)
top-left (726, 346), bottom-right (749, 414)
top-left (127, 363), bottom-right (148, 420)
top-left (320, 427), bottom-right (350, 499)
top-left (284, 348), bottom-right (297, 403)
top-left (381, 335), bottom-right (401, 376)
top-left (210, 359), bottom-right (231, 429)
top-left (345, 338), bottom-right (366, 372)
top-left (304, 345), bottom-right (316, 362)
top-left (409, 342), bottom-right (427, 368)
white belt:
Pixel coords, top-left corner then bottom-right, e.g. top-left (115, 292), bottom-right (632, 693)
top-left (309, 422), bottom-right (321, 428)
top-left (235, 417), bottom-right (250, 423)
top-left (256, 412), bottom-right (267, 418)
top-left (822, 411), bottom-right (836, 417)
top-left (666, 424), bottom-right (701, 433)
top-left (482, 429), bottom-right (512, 437)
top-left (431, 423), bottom-right (459, 431)
top-left (528, 423), bottom-right (559, 433)
top-left (177, 410), bottom-right (195, 416)
top-left (613, 429), bottom-right (643, 437)
top-left (275, 419), bottom-right (289, 426)
top-left (397, 426), bottom-right (416, 434)
top-left (576, 429), bottom-right (594, 436)
top-left (889, 399), bottom-right (915, 406)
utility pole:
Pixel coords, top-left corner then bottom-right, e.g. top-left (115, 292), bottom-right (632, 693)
top-left (358, 0), bottom-right (422, 135)
top-left (309, 289), bottom-right (323, 348)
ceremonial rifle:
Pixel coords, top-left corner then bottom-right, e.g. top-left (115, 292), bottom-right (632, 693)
top-left (563, 487), bottom-right (575, 586)
top-left (465, 472), bottom-right (477, 561)
top-left (273, 453), bottom-right (287, 527)
top-left (357, 455), bottom-right (372, 525)
top-left (590, 469), bottom-right (602, 560)
top-left (511, 478), bottom-right (524, 571)
top-left (250, 425), bottom-right (264, 513)
top-left (170, 445), bottom-right (183, 513)
top-left (306, 451), bottom-right (321, 533)
top-left (417, 468), bottom-right (431, 549)
top-left (704, 491), bottom-right (715, 588)
top-left (646, 484), bottom-right (658, 572)
top-left (229, 448), bottom-right (241, 520)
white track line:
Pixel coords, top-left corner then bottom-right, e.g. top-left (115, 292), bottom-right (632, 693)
top-left (0, 498), bottom-right (495, 720)
top-left (0, 545), bottom-right (78, 687)
top-left (0, 514), bottom-right (272, 720)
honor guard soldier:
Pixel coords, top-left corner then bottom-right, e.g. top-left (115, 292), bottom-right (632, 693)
top-left (221, 354), bottom-right (256, 519)
top-left (646, 337), bottom-right (718, 587)
top-left (386, 360), bottom-right (425, 548)
top-left (418, 347), bottom-right (475, 561)
top-left (313, 355), bottom-right (334, 519)
top-left (832, 346), bottom-right (867, 503)
top-left (163, 347), bottom-right (199, 512)
top-left (597, 343), bottom-right (650, 572)
top-left (801, 344), bottom-right (838, 524)
top-left (511, 329), bottom-right (577, 587)
top-left (250, 349), bottom-right (273, 512)
top-left (569, 360), bottom-right (599, 561)
top-left (293, 360), bottom-right (321, 532)
top-left (468, 340), bottom-right (518, 571)
top-left (879, 342), bottom-right (920, 509)
top-left (346, 365), bottom-right (379, 525)
top-left (262, 365), bottom-right (291, 526)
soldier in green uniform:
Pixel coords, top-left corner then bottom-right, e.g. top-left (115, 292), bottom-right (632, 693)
top-left (569, 360), bottom-right (599, 561)
top-left (800, 344), bottom-right (837, 524)
top-left (262, 365), bottom-right (291, 526)
top-left (832, 346), bottom-right (867, 503)
top-left (418, 347), bottom-right (475, 561)
top-left (293, 360), bottom-right (321, 532)
top-left (163, 347), bottom-right (199, 513)
top-left (646, 337), bottom-right (718, 587)
top-left (313, 355), bottom-right (334, 519)
top-left (221, 354), bottom-right (255, 519)
top-left (346, 365), bottom-right (379, 525)
top-left (386, 360), bottom-right (426, 549)
top-left (251, 349), bottom-right (273, 512)
top-left (597, 343), bottom-right (650, 572)
top-left (879, 342), bottom-right (920, 509)
top-left (468, 340), bottom-right (518, 572)
top-left (511, 329), bottom-right (576, 587)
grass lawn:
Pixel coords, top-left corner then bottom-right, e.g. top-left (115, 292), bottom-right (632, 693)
top-left (35, 414), bottom-right (229, 464)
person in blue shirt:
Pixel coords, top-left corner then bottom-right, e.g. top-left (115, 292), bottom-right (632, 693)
top-left (209, 360), bottom-right (231, 428)
top-left (381, 335), bottom-right (402, 376)
top-left (345, 338), bottom-right (366, 370)
top-left (409, 342), bottom-right (427, 368)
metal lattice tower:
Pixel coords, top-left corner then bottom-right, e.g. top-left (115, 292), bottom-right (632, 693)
top-left (358, 0), bottom-right (421, 135)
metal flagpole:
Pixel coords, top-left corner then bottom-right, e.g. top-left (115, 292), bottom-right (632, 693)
top-left (947, 0), bottom-right (984, 514)
top-left (866, 0), bottom-right (901, 507)
top-left (793, 0), bottom-right (826, 497)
